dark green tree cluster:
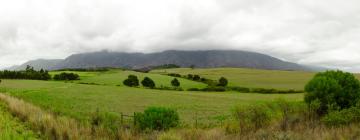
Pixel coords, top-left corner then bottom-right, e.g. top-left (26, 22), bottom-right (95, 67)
top-left (305, 70), bottom-right (360, 115)
top-left (0, 65), bottom-right (51, 80)
top-left (53, 72), bottom-right (80, 81)
top-left (217, 77), bottom-right (228, 87)
top-left (141, 77), bottom-right (155, 88)
top-left (171, 78), bottom-right (180, 87)
top-left (123, 75), bottom-right (139, 87)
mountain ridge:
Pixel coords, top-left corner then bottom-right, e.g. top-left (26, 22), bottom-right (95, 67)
top-left (8, 50), bottom-right (321, 71)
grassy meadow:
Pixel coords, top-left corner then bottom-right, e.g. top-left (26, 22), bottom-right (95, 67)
top-left (4, 68), bottom-right (360, 139)
top-left (151, 68), bottom-right (316, 90)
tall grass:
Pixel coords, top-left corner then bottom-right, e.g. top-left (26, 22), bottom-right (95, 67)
top-left (0, 93), bottom-right (137, 140)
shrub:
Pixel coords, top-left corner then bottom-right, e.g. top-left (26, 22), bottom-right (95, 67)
top-left (305, 70), bottom-right (360, 114)
top-left (53, 72), bottom-right (80, 81)
top-left (228, 86), bottom-right (250, 93)
top-left (141, 77), bottom-right (156, 88)
top-left (322, 107), bottom-right (360, 126)
top-left (187, 74), bottom-right (193, 79)
top-left (167, 73), bottom-right (181, 77)
top-left (193, 75), bottom-right (201, 81)
top-left (123, 75), bottom-right (139, 87)
top-left (134, 107), bottom-right (180, 131)
top-left (234, 104), bottom-right (272, 131)
top-left (201, 86), bottom-right (226, 92)
top-left (217, 77), bottom-right (228, 87)
top-left (171, 78), bottom-right (180, 87)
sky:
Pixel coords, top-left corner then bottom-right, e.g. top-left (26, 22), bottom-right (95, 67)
top-left (0, 0), bottom-right (360, 71)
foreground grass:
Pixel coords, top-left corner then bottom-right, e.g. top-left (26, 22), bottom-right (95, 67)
top-left (0, 93), bottom-right (139, 140)
top-left (0, 80), bottom-right (302, 125)
top-left (1, 92), bottom-right (360, 140)
top-left (0, 102), bottom-right (38, 140)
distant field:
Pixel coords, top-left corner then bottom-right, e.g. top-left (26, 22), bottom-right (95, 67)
top-left (50, 69), bottom-right (207, 89)
top-left (152, 68), bottom-right (317, 90)
top-left (0, 80), bottom-right (303, 125)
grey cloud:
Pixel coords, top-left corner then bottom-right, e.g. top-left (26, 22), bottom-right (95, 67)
top-left (0, 0), bottom-right (360, 71)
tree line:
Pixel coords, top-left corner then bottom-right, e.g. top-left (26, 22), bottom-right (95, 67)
top-left (0, 65), bottom-right (80, 81)
top-left (0, 65), bottom-right (51, 80)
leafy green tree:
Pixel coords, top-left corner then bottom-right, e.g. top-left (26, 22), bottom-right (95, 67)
top-left (305, 70), bottom-right (360, 115)
top-left (53, 72), bottom-right (80, 81)
top-left (193, 75), bottom-right (200, 81)
top-left (171, 78), bottom-right (180, 87)
top-left (218, 77), bottom-right (228, 87)
top-left (123, 75), bottom-right (139, 87)
top-left (187, 74), bottom-right (193, 79)
top-left (141, 77), bottom-right (155, 88)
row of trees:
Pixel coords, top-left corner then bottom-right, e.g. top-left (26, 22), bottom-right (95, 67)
top-left (53, 72), bottom-right (80, 81)
top-left (123, 75), bottom-right (180, 88)
top-left (0, 66), bottom-right (51, 80)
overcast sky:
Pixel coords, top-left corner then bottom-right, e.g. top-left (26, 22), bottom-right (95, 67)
top-left (1, 0), bottom-right (360, 71)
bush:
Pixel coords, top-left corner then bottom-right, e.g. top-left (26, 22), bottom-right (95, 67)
top-left (187, 74), bottom-right (193, 79)
top-left (171, 78), bottom-right (180, 87)
top-left (305, 70), bottom-right (360, 114)
top-left (322, 107), bottom-right (360, 126)
top-left (228, 86), bottom-right (250, 93)
top-left (123, 75), bottom-right (139, 87)
top-left (201, 86), bottom-right (226, 92)
top-left (234, 104), bottom-right (272, 131)
top-left (167, 73), bottom-right (181, 77)
top-left (53, 72), bottom-right (80, 81)
top-left (193, 75), bottom-right (201, 81)
top-left (217, 77), bottom-right (228, 87)
top-left (141, 77), bottom-right (156, 88)
top-left (134, 107), bottom-right (180, 131)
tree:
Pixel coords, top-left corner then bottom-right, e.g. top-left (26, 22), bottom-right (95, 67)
top-left (305, 70), bottom-right (360, 115)
top-left (171, 78), bottom-right (180, 87)
top-left (53, 72), bottom-right (80, 81)
top-left (190, 65), bottom-right (195, 69)
top-left (123, 75), bottom-right (139, 87)
top-left (187, 74), bottom-right (193, 79)
top-left (141, 77), bottom-right (155, 88)
top-left (218, 77), bottom-right (228, 87)
top-left (193, 75), bottom-right (200, 81)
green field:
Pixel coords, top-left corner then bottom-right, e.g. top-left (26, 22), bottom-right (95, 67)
top-left (152, 68), bottom-right (317, 90)
top-left (50, 69), bottom-right (207, 89)
top-left (0, 79), bottom-right (302, 125)
top-left (0, 68), bottom-right (309, 125)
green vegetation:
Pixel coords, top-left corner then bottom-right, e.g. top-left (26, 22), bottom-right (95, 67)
top-left (305, 70), bottom-right (360, 114)
top-left (60, 69), bottom-right (207, 89)
top-left (0, 102), bottom-right (38, 140)
top-left (53, 72), bottom-right (80, 81)
top-left (135, 107), bottom-right (180, 131)
top-left (1, 68), bottom-right (360, 139)
top-left (123, 75), bottom-right (140, 87)
top-left (0, 79), bottom-right (302, 124)
top-left (151, 68), bottom-right (317, 90)
top-left (171, 78), bottom-right (180, 87)
top-left (218, 77), bottom-right (228, 87)
top-left (141, 77), bottom-right (156, 88)
top-left (0, 65), bottom-right (51, 80)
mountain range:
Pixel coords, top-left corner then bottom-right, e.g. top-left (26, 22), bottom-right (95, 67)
top-left (8, 50), bottom-right (322, 71)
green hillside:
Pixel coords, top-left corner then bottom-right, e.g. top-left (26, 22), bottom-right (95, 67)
top-left (151, 68), bottom-right (317, 90)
